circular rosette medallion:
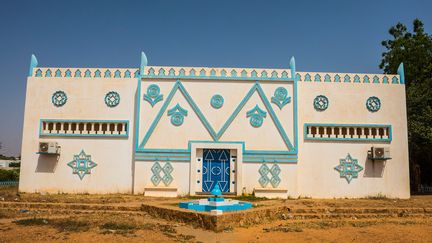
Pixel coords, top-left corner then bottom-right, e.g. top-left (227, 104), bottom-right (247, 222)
top-left (313, 95), bottom-right (329, 111)
top-left (52, 91), bottom-right (68, 107)
top-left (274, 87), bottom-right (288, 101)
top-left (366, 96), bottom-right (381, 112)
top-left (249, 114), bottom-right (264, 127)
top-left (170, 112), bottom-right (184, 126)
top-left (210, 94), bottom-right (224, 109)
top-left (147, 84), bottom-right (160, 98)
top-left (105, 91), bottom-right (120, 107)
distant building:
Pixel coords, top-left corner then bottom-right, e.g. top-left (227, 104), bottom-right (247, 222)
top-left (19, 52), bottom-right (409, 198)
top-left (0, 159), bottom-right (18, 168)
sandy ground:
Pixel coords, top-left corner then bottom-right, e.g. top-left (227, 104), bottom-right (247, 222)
top-left (1, 186), bottom-right (432, 243)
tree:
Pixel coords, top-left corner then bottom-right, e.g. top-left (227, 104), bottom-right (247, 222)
top-left (380, 19), bottom-right (432, 191)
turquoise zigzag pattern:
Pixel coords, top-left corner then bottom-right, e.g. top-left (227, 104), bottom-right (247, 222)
top-left (138, 80), bottom-right (294, 151)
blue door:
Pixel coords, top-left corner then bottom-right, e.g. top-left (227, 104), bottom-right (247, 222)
top-left (202, 149), bottom-right (230, 193)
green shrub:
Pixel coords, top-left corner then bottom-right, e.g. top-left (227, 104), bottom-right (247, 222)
top-left (0, 169), bottom-right (19, 181)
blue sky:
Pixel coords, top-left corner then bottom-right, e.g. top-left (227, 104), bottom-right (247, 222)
top-left (0, 0), bottom-right (431, 156)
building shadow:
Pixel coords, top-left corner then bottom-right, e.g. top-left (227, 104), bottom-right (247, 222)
top-left (35, 155), bottom-right (59, 173)
top-left (363, 158), bottom-right (386, 178)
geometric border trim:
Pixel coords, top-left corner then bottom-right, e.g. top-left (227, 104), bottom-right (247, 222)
top-left (39, 119), bottom-right (129, 137)
top-left (304, 123), bottom-right (392, 142)
top-left (138, 81), bottom-right (295, 151)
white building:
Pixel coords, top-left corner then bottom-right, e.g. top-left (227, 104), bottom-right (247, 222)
top-left (19, 52), bottom-right (410, 198)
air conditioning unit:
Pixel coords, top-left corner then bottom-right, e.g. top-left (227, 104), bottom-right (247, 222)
top-left (39, 142), bottom-right (59, 154)
top-left (370, 147), bottom-right (391, 160)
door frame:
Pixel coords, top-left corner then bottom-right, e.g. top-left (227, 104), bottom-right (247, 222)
top-left (189, 142), bottom-right (243, 196)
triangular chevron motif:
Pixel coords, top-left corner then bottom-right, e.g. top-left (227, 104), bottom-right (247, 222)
top-left (139, 81), bottom-right (294, 151)
top-left (215, 83), bottom-right (294, 150)
top-left (139, 81), bottom-right (217, 148)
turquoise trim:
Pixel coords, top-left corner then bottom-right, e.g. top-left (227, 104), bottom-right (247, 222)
top-left (167, 103), bottom-right (188, 126)
top-left (28, 54), bottom-right (38, 77)
top-left (246, 105), bottom-right (267, 128)
top-left (135, 77), bottom-right (142, 150)
top-left (75, 70), bottom-right (82, 77)
top-left (303, 123), bottom-right (392, 142)
top-left (271, 87), bottom-right (291, 109)
top-left (114, 70), bottom-right (121, 78)
top-left (39, 119), bottom-right (129, 137)
top-left (216, 82), bottom-right (295, 150)
top-left (344, 74), bottom-right (350, 83)
top-left (141, 69), bottom-right (294, 82)
top-left (354, 75), bottom-right (360, 83)
top-left (139, 80), bottom-right (218, 148)
top-left (136, 59), bottom-right (298, 156)
top-left (140, 52), bottom-right (148, 77)
top-left (397, 63), bottom-right (405, 84)
top-left (135, 140), bottom-right (298, 163)
top-left (104, 70), bottom-right (111, 78)
top-left (143, 84), bottom-right (163, 107)
top-left (65, 69), bottom-right (72, 77)
top-left (289, 57), bottom-right (296, 78)
top-left (363, 75), bottom-right (370, 83)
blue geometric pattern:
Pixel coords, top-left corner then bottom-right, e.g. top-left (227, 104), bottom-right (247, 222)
top-left (67, 150), bottom-right (97, 180)
top-left (202, 149), bottom-right (230, 193)
top-left (366, 96), bottom-right (381, 112)
top-left (258, 163), bottom-right (281, 188)
top-left (151, 161), bottom-right (174, 186)
top-left (138, 81), bottom-right (295, 151)
top-left (271, 87), bottom-right (291, 109)
top-left (52, 91), bottom-right (67, 107)
top-left (313, 95), bottom-right (329, 111)
top-left (334, 153), bottom-right (363, 183)
top-left (104, 91), bottom-right (120, 107)
top-left (246, 105), bottom-right (267, 128)
top-left (210, 94), bottom-right (224, 109)
top-left (143, 84), bottom-right (163, 107)
top-left (167, 103), bottom-right (188, 126)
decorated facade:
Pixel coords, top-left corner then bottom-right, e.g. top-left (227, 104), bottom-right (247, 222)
top-left (19, 52), bottom-right (410, 198)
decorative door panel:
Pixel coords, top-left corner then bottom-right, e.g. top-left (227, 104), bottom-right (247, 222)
top-left (202, 149), bottom-right (230, 193)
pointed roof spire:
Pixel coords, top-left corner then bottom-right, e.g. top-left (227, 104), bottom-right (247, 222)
top-left (140, 51), bottom-right (148, 77)
top-left (28, 54), bottom-right (38, 77)
top-left (397, 62), bottom-right (405, 84)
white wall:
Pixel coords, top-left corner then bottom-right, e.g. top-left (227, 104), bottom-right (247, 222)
top-left (19, 76), bottom-right (137, 193)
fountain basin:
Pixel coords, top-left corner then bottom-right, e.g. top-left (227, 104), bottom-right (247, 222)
top-left (179, 198), bottom-right (252, 212)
